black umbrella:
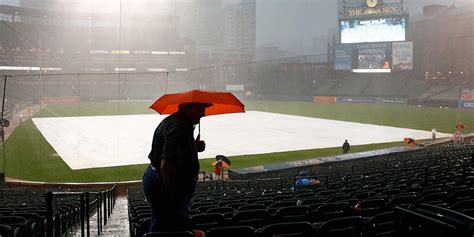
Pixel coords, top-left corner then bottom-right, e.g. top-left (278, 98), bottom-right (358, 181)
top-left (215, 155), bottom-right (231, 166)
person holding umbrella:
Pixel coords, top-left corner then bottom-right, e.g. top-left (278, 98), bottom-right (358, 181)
top-left (143, 102), bottom-right (210, 232)
top-left (144, 89), bottom-right (245, 233)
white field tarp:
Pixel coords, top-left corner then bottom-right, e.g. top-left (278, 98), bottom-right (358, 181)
top-left (32, 111), bottom-right (451, 170)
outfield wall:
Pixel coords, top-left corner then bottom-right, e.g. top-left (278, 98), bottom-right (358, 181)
top-left (314, 96), bottom-right (408, 105)
top-left (313, 95), bottom-right (470, 109)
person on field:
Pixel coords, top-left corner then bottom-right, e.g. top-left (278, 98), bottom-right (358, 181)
top-left (342, 139), bottom-right (350, 154)
top-left (432, 128), bottom-right (437, 142)
top-left (143, 102), bottom-right (210, 232)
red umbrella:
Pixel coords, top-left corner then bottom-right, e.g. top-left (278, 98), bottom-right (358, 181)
top-left (211, 160), bottom-right (230, 169)
top-left (404, 138), bottom-right (417, 146)
top-left (456, 123), bottom-right (466, 130)
top-left (149, 89), bottom-right (245, 116)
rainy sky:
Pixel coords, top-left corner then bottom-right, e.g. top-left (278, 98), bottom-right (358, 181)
top-left (0, 0), bottom-right (472, 56)
top-left (256, 0), bottom-right (473, 55)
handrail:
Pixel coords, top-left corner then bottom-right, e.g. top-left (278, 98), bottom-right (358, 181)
top-left (45, 184), bottom-right (117, 237)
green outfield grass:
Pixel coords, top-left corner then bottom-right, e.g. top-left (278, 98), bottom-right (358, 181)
top-left (1, 101), bottom-right (472, 182)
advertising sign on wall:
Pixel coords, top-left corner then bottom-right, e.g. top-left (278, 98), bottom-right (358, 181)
top-left (314, 96), bottom-right (337, 103)
top-left (337, 97), bottom-right (378, 104)
top-left (353, 42), bottom-right (391, 73)
top-left (378, 98), bottom-right (408, 104)
top-left (42, 96), bottom-right (80, 104)
top-left (392, 42), bottom-right (413, 70)
top-left (334, 44), bottom-right (353, 71)
top-left (458, 100), bottom-right (474, 109)
top-left (460, 88), bottom-right (474, 100)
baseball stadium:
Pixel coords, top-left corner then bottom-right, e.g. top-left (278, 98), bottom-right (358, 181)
top-left (0, 0), bottom-right (473, 236)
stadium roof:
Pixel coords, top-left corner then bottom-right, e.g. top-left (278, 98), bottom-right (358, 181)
top-left (410, 4), bottom-right (474, 22)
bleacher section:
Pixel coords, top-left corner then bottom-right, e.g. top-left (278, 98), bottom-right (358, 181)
top-left (418, 84), bottom-right (454, 99)
top-left (0, 185), bottom-right (116, 237)
top-left (362, 79), bottom-right (430, 98)
top-left (313, 79), bottom-right (338, 95)
top-left (315, 78), bottom-right (433, 99)
top-left (327, 77), bottom-right (370, 97)
top-left (429, 85), bottom-right (462, 101)
top-left (128, 143), bottom-right (474, 237)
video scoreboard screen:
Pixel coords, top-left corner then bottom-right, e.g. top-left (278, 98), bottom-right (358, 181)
top-left (340, 17), bottom-right (406, 44)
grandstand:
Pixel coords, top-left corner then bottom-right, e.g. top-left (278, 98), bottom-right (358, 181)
top-left (0, 0), bottom-right (473, 236)
top-left (127, 143), bottom-right (474, 236)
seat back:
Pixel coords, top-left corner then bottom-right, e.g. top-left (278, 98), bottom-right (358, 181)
top-left (312, 202), bottom-right (353, 222)
top-left (364, 211), bottom-right (395, 237)
top-left (315, 216), bottom-right (363, 237)
top-left (207, 225), bottom-right (255, 237)
top-left (256, 221), bottom-right (313, 237)
top-left (414, 204), bottom-right (474, 236)
top-left (231, 209), bottom-right (270, 228)
top-left (0, 216), bottom-right (27, 237)
top-left (206, 207), bottom-right (234, 214)
top-left (394, 207), bottom-right (456, 237)
top-left (189, 213), bottom-right (225, 232)
top-left (144, 231), bottom-right (194, 237)
top-left (273, 206), bottom-right (311, 223)
top-left (238, 204), bottom-right (266, 211)
top-left (135, 217), bottom-right (151, 237)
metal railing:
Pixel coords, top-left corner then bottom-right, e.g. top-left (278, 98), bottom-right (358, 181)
top-left (45, 184), bottom-right (117, 237)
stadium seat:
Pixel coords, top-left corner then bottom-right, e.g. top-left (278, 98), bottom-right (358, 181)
top-left (326, 194), bottom-right (351, 203)
top-left (451, 199), bottom-right (474, 217)
top-left (272, 205), bottom-right (311, 223)
top-left (230, 209), bottom-right (270, 228)
top-left (238, 204), bottom-right (266, 211)
top-left (448, 188), bottom-right (474, 205)
top-left (0, 224), bottom-right (14, 237)
top-left (295, 192), bottom-right (314, 199)
top-left (311, 202), bottom-right (353, 222)
top-left (314, 216), bottom-right (364, 237)
top-left (413, 204), bottom-right (474, 236)
top-left (189, 213), bottom-right (225, 232)
top-left (144, 231), bottom-right (194, 237)
top-left (360, 198), bottom-right (386, 217)
top-left (255, 221), bottom-right (313, 237)
top-left (364, 211), bottom-right (395, 237)
top-left (352, 191), bottom-right (377, 200)
top-left (0, 216), bottom-right (27, 237)
top-left (418, 192), bottom-right (448, 206)
top-left (393, 207), bottom-right (457, 237)
top-left (270, 200), bottom-right (297, 209)
top-left (196, 205), bottom-right (220, 213)
top-left (206, 207), bottom-right (234, 214)
top-left (12, 212), bottom-right (44, 237)
top-left (273, 194), bottom-right (294, 201)
top-left (134, 217), bottom-right (151, 237)
top-left (226, 202), bottom-right (247, 210)
top-left (386, 195), bottom-right (417, 208)
top-left (206, 225), bottom-right (255, 237)
top-left (300, 197), bottom-right (326, 205)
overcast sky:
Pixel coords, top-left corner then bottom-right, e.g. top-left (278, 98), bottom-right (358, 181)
top-left (1, 0), bottom-right (472, 56)
top-left (256, 0), bottom-right (474, 55)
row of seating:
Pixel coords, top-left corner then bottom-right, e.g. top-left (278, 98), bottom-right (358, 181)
top-left (0, 187), bottom-right (112, 237)
top-left (136, 205), bottom-right (474, 237)
top-left (128, 143), bottom-right (474, 236)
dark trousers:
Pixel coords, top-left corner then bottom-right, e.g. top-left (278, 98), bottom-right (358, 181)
top-left (142, 166), bottom-right (197, 232)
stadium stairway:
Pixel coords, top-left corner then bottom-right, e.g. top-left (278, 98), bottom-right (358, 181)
top-left (71, 196), bottom-right (129, 236)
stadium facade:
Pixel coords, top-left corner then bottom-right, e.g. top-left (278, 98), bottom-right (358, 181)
top-left (0, 0), bottom-right (256, 75)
